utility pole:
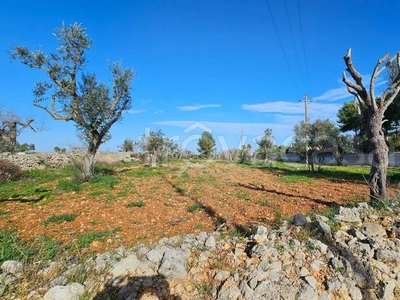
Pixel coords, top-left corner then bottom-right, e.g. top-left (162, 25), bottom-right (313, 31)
top-left (299, 94), bottom-right (312, 167)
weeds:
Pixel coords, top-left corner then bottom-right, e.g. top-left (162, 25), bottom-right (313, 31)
top-left (193, 223), bottom-right (204, 230)
top-left (187, 203), bottom-right (204, 213)
top-left (271, 210), bottom-right (288, 229)
top-left (236, 189), bottom-right (251, 201)
top-left (56, 179), bottom-right (82, 192)
top-left (125, 166), bottom-right (163, 178)
top-left (193, 279), bottom-right (213, 299)
top-left (41, 213), bottom-right (79, 226)
top-left (0, 230), bottom-right (32, 264)
top-left (256, 199), bottom-right (267, 206)
top-left (76, 228), bottom-right (121, 248)
top-left (305, 240), bottom-right (316, 251)
top-left (89, 190), bottom-right (104, 197)
top-left (126, 201), bottom-right (145, 208)
top-left (0, 230), bottom-right (63, 264)
top-left (89, 175), bottom-right (119, 189)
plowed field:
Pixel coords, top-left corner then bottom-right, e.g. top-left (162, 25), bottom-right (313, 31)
top-left (0, 161), bottom-right (371, 254)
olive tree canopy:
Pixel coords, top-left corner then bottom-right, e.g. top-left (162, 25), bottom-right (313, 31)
top-left (11, 23), bottom-right (135, 179)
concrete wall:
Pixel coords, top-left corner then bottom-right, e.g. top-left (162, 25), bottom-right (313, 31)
top-left (273, 152), bottom-right (400, 167)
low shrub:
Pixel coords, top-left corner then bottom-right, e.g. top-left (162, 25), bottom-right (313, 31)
top-left (0, 159), bottom-right (23, 182)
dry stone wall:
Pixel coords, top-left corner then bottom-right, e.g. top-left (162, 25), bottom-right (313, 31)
top-left (0, 152), bottom-right (137, 170)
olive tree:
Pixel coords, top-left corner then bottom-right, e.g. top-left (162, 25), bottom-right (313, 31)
top-left (255, 128), bottom-right (274, 163)
top-left (138, 130), bottom-right (176, 166)
top-left (119, 139), bottom-right (135, 152)
top-left (342, 49), bottom-right (400, 201)
top-left (11, 23), bottom-right (134, 179)
top-left (0, 109), bottom-right (35, 152)
top-left (292, 119), bottom-right (353, 171)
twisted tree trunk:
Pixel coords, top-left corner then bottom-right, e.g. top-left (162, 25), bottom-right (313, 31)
top-left (367, 111), bottom-right (388, 200)
top-left (342, 49), bottom-right (400, 202)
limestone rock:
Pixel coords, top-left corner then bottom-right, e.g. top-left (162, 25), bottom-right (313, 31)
top-left (334, 207), bottom-right (361, 223)
top-left (43, 283), bottom-right (84, 300)
top-left (158, 249), bottom-right (188, 280)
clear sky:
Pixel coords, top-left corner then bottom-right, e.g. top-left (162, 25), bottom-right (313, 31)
top-left (1, 0), bottom-right (399, 153)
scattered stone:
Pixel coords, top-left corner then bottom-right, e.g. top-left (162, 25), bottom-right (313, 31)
top-left (296, 282), bottom-right (319, 300)
top-left (293, 214), bottom-right (308, 226)
top-left (158, 249), bottom-right (188, 280)
top-left (205, 235), bottom-right (216, 248)
top-left (43, 283), bottom-right (84, 300)
top-left (299, 267), bottom-right (309, 277)
top-left (1, 260), bottom-right (23, 276)
top-left (316, 220), bottom-right (332, 240)
top-left (304, 276), bottom-right (317, 289)
top-left (363, 222), bottom-right (387, 238)
top-left (146, 249), bottom-right (164, 264)
top-left (50, 276), bottom-right (68, 287)
top-left (110, 254), bottom-right (141, 277)
top-left (6, 202), bottom-right (400, 299)
top-left (375, 249), bottom-right (400, 262)
top-left (334, 207), bottom-right (361, 223)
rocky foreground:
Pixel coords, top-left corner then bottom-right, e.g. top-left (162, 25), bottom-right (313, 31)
top-left (2, 202), bottom-right (400, 300)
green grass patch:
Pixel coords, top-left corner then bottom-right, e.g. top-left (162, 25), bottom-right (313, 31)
top-left (256, 199), bottom-right (267, 206)
top-left (126, 201), bottom-right (145, 208)
top-left (193, 174), bottom-right (216, 184)
top-left (41, 213), bottom-right (79, 226)
top-left (88, 175), bottom-right (120, 189)
top-left (277, 174), bottom-right (314, 184)
top-left (125, 166), bottom-right (163, 178)
top-left (0, 230), bottom-right (31, 264)
top-left (254, 161), bottom-right (390, 183)
top-left (56, 179), bottom-right (81, 192)
top-left (76, 228), bottom-right (121, 248)
top-left (88, 190), bottom-right (104, 197)
top-left (0, 210), bottom-right (9, 217)
top-left (0, 230), bottom-right (62, 264)
top-left (35, 236), bottom-right (63, 260)
top-left (193, 223), bottom-right (204, 230)
top-left (187, 203), bottom-right (205, 212)
top-left (236, 189), bottom-right (251, 201)
top-left (0, 166), bottom-right (76, 201)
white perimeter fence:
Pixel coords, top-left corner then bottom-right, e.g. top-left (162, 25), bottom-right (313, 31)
top-left (273, 152), bottom-right (400, 167)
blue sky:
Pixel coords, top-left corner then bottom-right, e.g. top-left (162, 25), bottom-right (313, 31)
top-left (1, 0), bottom-right (399, 153)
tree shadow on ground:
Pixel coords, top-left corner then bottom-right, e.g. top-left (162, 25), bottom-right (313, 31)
top-left (164, 177), bottom-right (253, 235)
top-left (92, 274), bottom-right (182, 300)
top-left (327, 238), bottom-right (378, 299)
top-left (237, 182), bottom-right (342, 208)
top-left (198, 202), bottom-right (254, 236)
top-left (255, 165), bottom-right (369, 183)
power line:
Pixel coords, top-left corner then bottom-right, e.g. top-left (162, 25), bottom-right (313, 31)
top-left (284, 0), bottom-right (304, 87)
top-left (265, 0), bottom-right (299, 94)
top-left (296, 0), bottom-right (310, 91)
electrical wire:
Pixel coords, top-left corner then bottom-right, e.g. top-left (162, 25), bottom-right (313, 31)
top-left (265, 0), bottom-right (299, 94)
top-left (296, 0), bottom-right (310, 91)
top-left (284, 0), bottom-right (304, 88)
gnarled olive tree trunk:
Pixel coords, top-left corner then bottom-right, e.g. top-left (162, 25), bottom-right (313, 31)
top-left (343, 48), bottom-right (400, 202)
top-left (367, 111), bottom-right (388, 200)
